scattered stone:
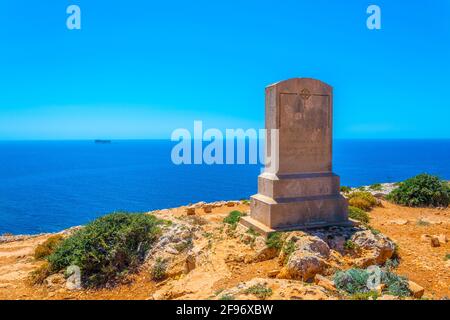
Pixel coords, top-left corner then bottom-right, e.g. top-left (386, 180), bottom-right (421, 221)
top-left (420, 234), bottom-right (432, 243)
top-left (226, 201), bottom-right (236, 207)
top-left (420, 218), bottom-right (442, 225)
top-left (436, 234), bottom-right (447, 244)
top-left (430, 236), bottom-right (441, 247)
top-left (267, 269), bottom-right (280, 278)
top-left (389, 219), bottom-right (409, 225)
top-left (203, 205), bottom-right (212, 213)
top-left (314, 274), bottom-right (336, 292)
top-left (185, 252), bottom-right (196, 273)
top-left (378, 294), bottom-right (398, 300)
top-left (185, 206), bottom-right (196, 216)
top-left (166, 247), bottom-right (179, 255)
top-left (44, 274), bottom-right (65, 289)
top-left (408, 280), bottom-right (425, 298)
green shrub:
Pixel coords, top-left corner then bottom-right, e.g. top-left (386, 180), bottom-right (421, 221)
top-left (340, 186), bottom-right (352, 193)
top-left (219, 294), bottom-right (235, 300)
top-left (334, 268), bottom-right (410, 297)
top-left (347, 191), bottom-right (378, 211)
top-left (266, 232), bottom-right (284, 250)
top-left (34, 235), bottom-right (64, 260)
top-left (282, 239), bottom-right (296, 264)
top-left (348, 206), bottom-right (370, 224)
top-left (445, 254), bottom-right (450, 261)
top-left (334, 269), bottom-right (370, 294)
top-left (47, 212), bottom-right (162, 287)
top-left (244, 284), bottom-right (273, 299)
top-left (223, 210), bottom-right (244, 226)
top-left (151, 258), bottom-right (167, 281)
top-left (348, 291), bottom-right (379, 300)
top-left (369, 183), bottom-right (383, 191)
top-left (344, 240), bottom-right (358, 251)
top-left (416, 218), bottom-right (430, 227)
top-left (382, 270), bottom-right (410, 297)
top-left (387, 174), bottom-right (450, 207)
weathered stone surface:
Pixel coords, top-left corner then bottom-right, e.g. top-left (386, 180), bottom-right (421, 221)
top-left (430, 236), bottom-right (441, 247)
top-left (242, 78), bottom-right (348, 233)
top-left (408, 280), bottom-right (425, 298)
top-left (185, 206), bottom-right (196, 216)
top-left (280, 252), bottom-right (327, 281)
top-left (314, 274), bottom-right (336, 292)
top-left (350, 230), bottom-right (395, 267)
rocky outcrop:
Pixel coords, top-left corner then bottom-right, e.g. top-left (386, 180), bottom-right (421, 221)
top-left (349, 229), bottom-right (396, 267)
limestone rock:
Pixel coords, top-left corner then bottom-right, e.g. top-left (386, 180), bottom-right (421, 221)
top-left (44, 273), bottom-right (65, 289)
top-left (280, 251), bottom-right (326, 281)
top-left (267, 269), bottom-right (281, 278)
top-left (389, 219), bottom-right (409, 225)
top-left (314, 274), bottom-right (336, 292)
top-left (185, 206), bottom-right (196, 216)
top-left (408, 280), bottom-right (425, 298)
top-left (430, 236), bottom-right (440, 247)
top-left (350, 230), bottom-right (395, 267)
top-left (436, 234), bottom-right (447, 244)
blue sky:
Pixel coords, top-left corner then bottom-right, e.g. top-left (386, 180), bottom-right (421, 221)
top-left (0, 0), bottom-right (449, 140)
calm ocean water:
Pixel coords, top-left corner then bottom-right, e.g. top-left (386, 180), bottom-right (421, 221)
top-left (0, 139), bottom-right (449, 235)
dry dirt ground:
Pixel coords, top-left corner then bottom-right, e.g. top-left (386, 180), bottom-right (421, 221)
top-left (0, 201), bottom-right (449, 300)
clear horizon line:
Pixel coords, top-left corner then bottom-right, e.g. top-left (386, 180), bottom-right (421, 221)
top-left (1, 137), bottom-right (450, 142)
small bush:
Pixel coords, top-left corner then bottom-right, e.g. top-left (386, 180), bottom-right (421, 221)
top-left (174, 238), bottom-right (193, 252)
top-left (244, 284), bottom-right (273, 299)
top-left (34, 235), bottom-right (64, 260)
top-left (334, 269), bottom-right (369, 294)
top-left (219, 294), bottom-right (235, 300)
top-left (246, 228), bottom-right (259, 237)
top-left (223, 210), bottom-right (244, 226)
top-left (348, 206), bottom-right (370, 224)
top-left (368, 227), bottom-right (381, 235)
top-left (266, 232), bottom-right (284, 250)
top-left (382, 271), bottom-right (410, 297)
top-left (340, 186), bottom-right (352, 193)
top-left (387, 174), bottom-right (450, 207)
top-left (344, 240), bottom-right (357, 251)
top-left (348, 191), bottom-right (378, 211)
top-left (416, 218), bottom-right (430, 227)
top-left (445, 254), bottom-right (450, 261)
top-left (334, 268), bottom-right (410, 297)
top-left (151, 258), bottom-right (167, 281)
top-left (282, 239), bottom-right (296, 264)
top-left (47, 212), bottom-right (162, 288)
top-left (369, 183), bottom-right (383, 191)
top-left (29, 262), bottom-right (52, 285)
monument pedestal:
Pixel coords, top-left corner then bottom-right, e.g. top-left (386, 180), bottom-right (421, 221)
top-left (240, 78), bottom-right (350, 236)
top-left (241, 172), bottom-right (349, 236)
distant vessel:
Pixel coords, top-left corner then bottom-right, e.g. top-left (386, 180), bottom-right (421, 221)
top-left (94, 140), bottom-right (112, 144)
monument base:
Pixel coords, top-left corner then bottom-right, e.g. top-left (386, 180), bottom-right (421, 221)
top-left (240, 215), bottom-right (354, 237)
top-left (240, 172), bottom-right (350, 237)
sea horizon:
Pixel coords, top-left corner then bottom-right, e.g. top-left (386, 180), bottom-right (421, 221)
top-left (1, 139), bottom-right (449, 235)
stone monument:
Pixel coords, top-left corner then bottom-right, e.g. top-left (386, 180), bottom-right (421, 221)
top-left (241, 78), bottom-right (349, 235)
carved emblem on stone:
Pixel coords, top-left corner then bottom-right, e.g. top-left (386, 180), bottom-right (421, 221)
top-left (300, 88), bottom-right (311, 100)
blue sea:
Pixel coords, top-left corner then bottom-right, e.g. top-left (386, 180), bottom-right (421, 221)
top-left (0, 139), bottom-right (449, 235)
